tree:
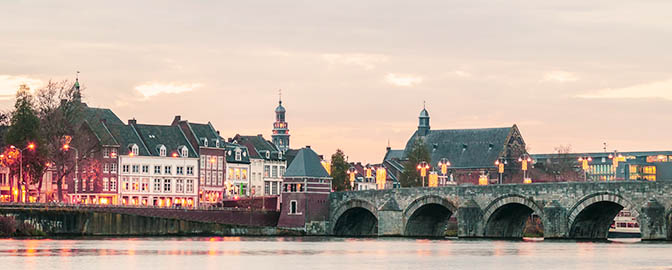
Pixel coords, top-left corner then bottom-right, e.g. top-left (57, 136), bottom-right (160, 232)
top-left (536, 145), bottom-right (581, 182)
top-left (400, 138), bottom-right (431, 187)
top-left (4, 85), bottom-right (47, 201)
top-left (33, 80), bottom-right (99, 201)
top-left (330, 149), bottom-right (350, 191)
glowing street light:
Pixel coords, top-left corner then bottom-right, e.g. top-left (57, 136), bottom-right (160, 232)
top-left (347, 167), bottom-right (357, 190)
top-left (518, 154), bottom-right (532, 184)
top-left (416, 161), bottom-right (430, 187)
top-left (62, 144), bottom-right (80, 195)
top-left (608, 151), bottom-right (624, 181)
top-left (494, 158), bottom-right (507, 184)
top-left (578, 156), bottom-right (593, 181)
top-left (438, 158), bottom-right (451, 185)
top-left (11, 143), bottom-right (37, 202)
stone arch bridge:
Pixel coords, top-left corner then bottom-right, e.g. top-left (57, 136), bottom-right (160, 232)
top-left (329, 181), bottom-right (672, 240)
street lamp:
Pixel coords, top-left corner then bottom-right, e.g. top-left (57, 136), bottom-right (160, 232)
top-left (518, 154), bottom-right (532, 184)
top-left (608, 151), bottom-right (624, 181)
top-left (494, 158), bottom-right (507, 184)
top-left (10, 143), bottom-right (36, 203)
top-left (416, 161), bottom-right (430, 187)
top-left (62, 144), bottom-right (79, 196)
top-left (578, 156), bottom-right (593, 181)
top-left (438, 158), bottom-right (451, 186)
top-left (347, 167), bottom-right (357, 190)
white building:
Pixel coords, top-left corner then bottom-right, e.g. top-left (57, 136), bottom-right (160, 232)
top-left (232, 134), bottom-right (286, 196)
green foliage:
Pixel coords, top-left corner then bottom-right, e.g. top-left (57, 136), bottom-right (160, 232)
top-left (400, 138), bottom-right (431, 187)
top-left (330, 149), bottom-right (350, 191)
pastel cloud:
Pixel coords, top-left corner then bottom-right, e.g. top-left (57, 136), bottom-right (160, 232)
top-left (135, 82), bottom-right (203, 98)
top-left (385, 73), bottom-right (423, 87)
top-left (322, 53), bottom-right (388, 70)
top-left (578, 79), bottom-right (672, 101)
top-left (542, 71), bottom-right (579, 83)
top-left (0, 75), bottom-right (43, 100)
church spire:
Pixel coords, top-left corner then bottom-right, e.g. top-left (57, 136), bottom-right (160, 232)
top-left (73, 71), bottom-right (82, 103)
top-left (418, 101), bottom-right (430, 136)
top-left (272, 89), bottom-right (290, 152)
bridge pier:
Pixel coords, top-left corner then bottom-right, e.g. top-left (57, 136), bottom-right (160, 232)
top-left (456, 199), bottom-right (483, 238)
top-left (639, 199), bottom-right (667, 240)
top-left (542, 200), bottom-right (568, 239)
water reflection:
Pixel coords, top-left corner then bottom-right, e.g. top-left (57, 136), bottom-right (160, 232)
top-left (0, 237), bottom-right (669, 270)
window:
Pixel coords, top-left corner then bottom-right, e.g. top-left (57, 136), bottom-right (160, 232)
top-left (272, 182), bottom-right (278, 195)
top-left (186, 166), bottom-right (194, 175)
top-left (159, 145), bottom-right (166, 157)
top-left (103, 148), bottom-right (109, 158)
top-left (131, 144), bottom-right (139, 156)
top-left (200, 171), bottom-right (205, 185)
top-left (110, 163), bottom-right (117, 173)
top-left (264, 182), bottom-right (270, 195)
top-left (164, 166), bottom-right (172, 175)
top-left (204, 138), bottom-right (208, 147)
top-left (122, 165), bottom-right (130, 173)
top-left (217, 171), bottom-right (223, 185)
top-left (200, 156), bottom-right (206, 168)
top-left (89, 180), bottom-right (94, 191)
top-left (103, 178), bottom-right (109, 191)
top-left (215, 139), bottom-right (220, 148)
top-left (272, 166), bottom-right (278, 178)
top-left (122, 177), bottom-right (130, 191)
top-left (110, 148), bottom-right (117, 157)
top-left (186, 179), bottom-right (194, 193)
top-left (154, 165), bottom-right (161, 174)
top-left (264, 165), bottom-right (270, 178)
top-left (142, 165), bottom-right (149, 174)
top-left (265, 151), bottom-right (270, 159)
top-left (176, 166), bottom-right (184, 175)
top-left (242, 169), bottom-right (248, 180)
top-left (218, 156), bottom-right (223, 170)
top-left (181, 147), bottom-right (188, 157)
top-left (103, 163), bottom-right (109, 173)
top-left (110, 178), bottom-right (117, 191)
top-left (279, 166), bottom-right (285, 177)
top-left (164, 179), bottom-right (171, 192)
top-left (176, 179), bottom-right (184, 193)
top-left (235, 149), bottom-right (242, 161)
top-left (141, 178), bottom-right (149, 192)
top-left (153, 179), bottom-right (162, 192)
top-left (132, 165), bottom-right (139, 173)
top-left (228, 168), bottom-right (234, 180)
top-left (289, 200), bottom-right (298, 214)
top-left (279, 152), bottom-right (282, 159)
top-left (235, 168), bottom-right (241, 180)
top-left (205, 155), bottom-right (211, 169)
top-left (132, 178), bottom-right (139, 191)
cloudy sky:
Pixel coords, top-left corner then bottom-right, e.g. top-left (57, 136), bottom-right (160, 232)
top-left (1, 1), bottom-right (672, 162)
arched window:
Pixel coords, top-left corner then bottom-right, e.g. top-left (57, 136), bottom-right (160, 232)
top-left (203, 138), bottom-right (208, 147)
top-left (159, 145), bottom-right (167, 157)
top-left (181, 146), bottom-right (188, 157)
top-left (215, 139), bottom-right (220, 148)
top-left (131, 144), bottom-right (139, 156)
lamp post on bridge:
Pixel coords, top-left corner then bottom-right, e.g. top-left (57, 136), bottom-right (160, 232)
top-left (416, 161), bottom-right (429, 187)
top-left (578, 155), bottom-right (593, 182)
top-left (494, 158), bottom-right (507, 184)
top-left (347, 167), bottom-right (357, 190)
top-left (608, 151), bottom-right (624, 181)
top-left (518, 154), bottom-right (532, 184)
top-left (438, 158), bottom-right (451, 186)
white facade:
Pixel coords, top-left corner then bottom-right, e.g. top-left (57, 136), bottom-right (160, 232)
top-left (225, 163), bottom-right (250, 197)
top-left (249, 158), bottom-right (264, 196)
top-left (118, 154), bottom-right (198, 207)
top-left (262, 159), bottom-right (285, 195)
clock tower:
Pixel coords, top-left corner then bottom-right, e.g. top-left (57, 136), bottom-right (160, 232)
top-left (272, 92), bottom-right (290, 152)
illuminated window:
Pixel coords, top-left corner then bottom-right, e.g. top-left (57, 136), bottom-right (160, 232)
top-left (110, 178), bottom-right (117, 191)
top-left (242, 169), bottom-right (248, 180)
top-left (141, 178), bottom-right (149, 192)
top-left (110, 164), bottom-right (117, 173)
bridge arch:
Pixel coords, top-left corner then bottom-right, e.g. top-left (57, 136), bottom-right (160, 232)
top-left (331, 199), bottom-right (378, 237)
top-left (567, 192), bottom-right (639, 239)
top-left (482, 194), bottom-right (544, 239)
top-left (403, 195), bottom-right (457, 237)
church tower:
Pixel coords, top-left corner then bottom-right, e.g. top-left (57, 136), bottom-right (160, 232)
top-left (272, 91), bottom-right (290, 152)
top-left (418, 102), bottom-right (430, 136)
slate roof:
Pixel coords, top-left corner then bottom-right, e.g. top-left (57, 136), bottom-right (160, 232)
top-left (403, 126), bottom-right (516, 169)
top-left (187, 122), bottom-right (221, 147)
top-left (105, 123), bottom-right (151, 156)
top-left (284, 147), bottom-right (330, 178)
top-left (383, 149), bottom-right (404, 161)
top-left (221, 140), bottom-right (251, 164)
top-left (233, 134), bottom-right (284, 161)
top-left (80, 107), bottom-right (123, 146)
top-left (132, 124), bottom-right (198, 158)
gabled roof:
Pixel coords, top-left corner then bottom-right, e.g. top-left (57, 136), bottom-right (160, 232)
top-left (284, 147), bottom-right (330, 178)
top-left (187, 122), bottom-right (220, 147)
top-left (80, 107), bottom-right (123, 146)
top-left (233, 134), bottom-right (284, 161)
top-left (383, 149), bottom-right (404, 161)
top-left (132, 124), bottom-right (198, 158)
top-left (221, 140), bottom-right (251, 164)
top-left (404, 126), bottom-right (516, 169)
top-left (105, 123), bottom-right (150, 156)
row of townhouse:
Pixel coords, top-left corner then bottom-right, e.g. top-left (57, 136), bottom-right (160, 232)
top-left (65, 105), bottom-right (289, 208)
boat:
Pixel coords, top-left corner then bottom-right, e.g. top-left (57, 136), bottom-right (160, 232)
top-left (608, 210), bottom-right (641, 238)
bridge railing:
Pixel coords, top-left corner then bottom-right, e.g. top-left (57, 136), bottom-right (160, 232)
top-left (0, 202), bottom-right (279, 213)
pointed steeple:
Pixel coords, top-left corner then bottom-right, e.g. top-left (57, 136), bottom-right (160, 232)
top-left (418, 101), bottom-right (430, 136)
top-left (72, 71), bottom-right (82, 103)
top-left (272, 89), bottom-right (290, 152)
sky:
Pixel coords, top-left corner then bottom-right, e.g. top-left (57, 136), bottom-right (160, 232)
top-left (1, 1), bottom-right (672, 163)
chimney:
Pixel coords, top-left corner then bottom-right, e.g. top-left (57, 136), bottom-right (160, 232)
top-left (228, 138), bottom-right (233, 142)
top-left (128, 118), bottom-right (137, 125)
top-left (386, 146), bottom-right (391, 151)
top-left (306, 145), bottom-right (311, 149)
top-left (257, 134), bottom-right (263, 137)
top-left (217, 130), bottom-right (220, 135)
top-left (171, 115), bottom-right (181, 125)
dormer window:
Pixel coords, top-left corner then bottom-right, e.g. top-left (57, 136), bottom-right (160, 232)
top-left (130, 144), bottom-right (139, 156)
top-left (235, 148), bottom-right (242, 161)
top-left (278, 152), bottom-right (282, 159)
top-left (159, 145), bottom-right (167, 157)
top-left (215, 139), bottom-right (220, 148)
top-left (204, 138), bottom-right (208, 147)
top-left (265, 151), bottom-right (270, 159)
top-left (180, 146), bottom-right (188, 157)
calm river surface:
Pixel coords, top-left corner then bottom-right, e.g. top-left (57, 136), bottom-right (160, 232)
top-left (1, 237), bottom-right (671, 270)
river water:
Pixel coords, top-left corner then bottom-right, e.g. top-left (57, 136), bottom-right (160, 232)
top-left (1, 237), bottom-right (671, 270)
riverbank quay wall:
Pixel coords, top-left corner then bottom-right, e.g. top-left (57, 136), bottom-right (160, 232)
top-left (329, 181), bottom-right (672, 240)
top-left (0, 204), bottom-right (282, 236)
